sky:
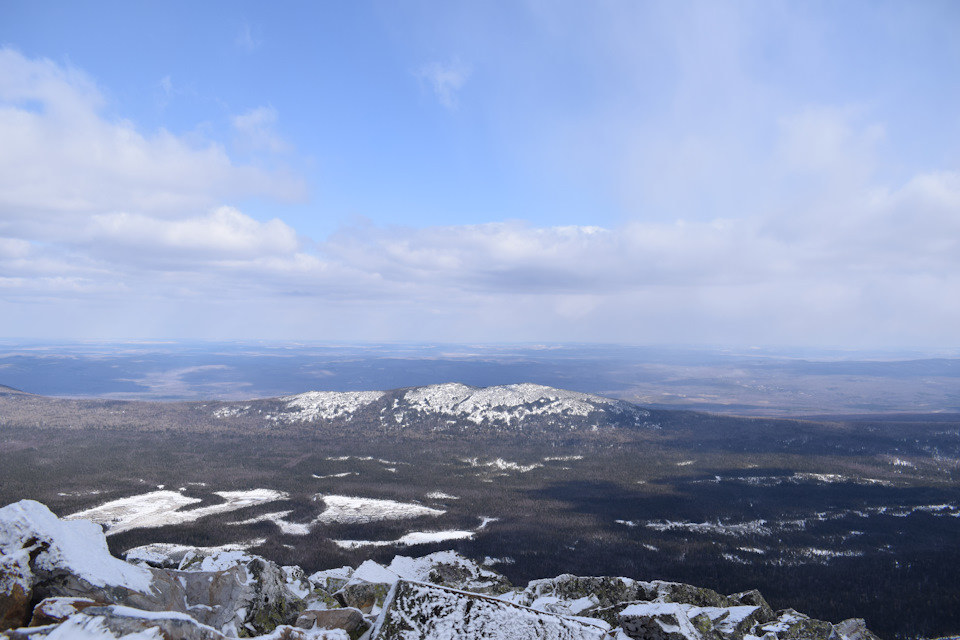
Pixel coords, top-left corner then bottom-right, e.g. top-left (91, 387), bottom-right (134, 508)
top-left (0, 1), bottom-right (958, 348)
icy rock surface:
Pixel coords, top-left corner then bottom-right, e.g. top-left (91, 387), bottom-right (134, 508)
top-left (0, 501), bottom-right (310, 636)
top-left (1, 500), bottom-right (883, 640)
top-left (371, 580), bottom-right (610, 640)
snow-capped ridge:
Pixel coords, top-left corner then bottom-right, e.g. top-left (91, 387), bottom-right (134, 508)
top-left (402, 382), bottom-right (632, 425)
top-left (208, 382), bottom-right (655, 434)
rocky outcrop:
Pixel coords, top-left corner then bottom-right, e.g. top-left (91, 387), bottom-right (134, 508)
top-left (295, 608), bottom-right (368, 639)
top-left (0, 500), bottom-right (884, 640)
top-left (0, 501), bottom-right (311, 637)
top-left (371, 580), bottom-right (610, 640)
top-left (28, 596), bottom-right (99, 625)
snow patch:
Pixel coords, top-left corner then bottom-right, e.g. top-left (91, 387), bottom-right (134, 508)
top-left (65, 489), bottom-right (287, 535)
top-left (231, 511), bottom-right (313, 535)
top-left (269, 391), bottom-right (384, 422)
top-left (464, 457), bottom-right (543, 473)
top-left (125, 540), bottom-right (266, 566)
top-left (426, 491), bottom-right (459, 500)
top-left (645, 519), bottom-right (771, 537)
top-left (315, 495), bottom-right (444, 524)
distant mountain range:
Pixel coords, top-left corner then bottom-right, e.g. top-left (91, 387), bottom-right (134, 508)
top-left (0, 383), bottom-right (659, 438)
top-left (3, 382), bottom-right (959, 459)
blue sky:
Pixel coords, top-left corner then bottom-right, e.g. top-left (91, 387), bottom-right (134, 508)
top-left (1, 1), bottom-right (958, 348)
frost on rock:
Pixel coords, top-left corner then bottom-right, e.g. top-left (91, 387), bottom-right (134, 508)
top-left (619, 602), bottom-right (764, 640)
top-left (386, 551), bottom-right (512, 595)
top-left (372, 580), bottom-right (610, 640)
top-left (0, 500), bottom-right (154, 593)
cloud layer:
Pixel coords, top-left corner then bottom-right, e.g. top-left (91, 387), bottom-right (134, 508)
top-left (0, 9), bottom-right (958, 351)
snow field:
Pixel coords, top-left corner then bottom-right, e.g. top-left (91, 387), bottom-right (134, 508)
top-left (65, 489), bottom-right (288, 535)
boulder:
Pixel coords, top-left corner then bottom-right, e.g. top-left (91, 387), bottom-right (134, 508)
top-left (168, 554), bottom-right (307, 636)
top-left (0, 501), bottom-right (307, 637)
top-left (372, 580), bottom-right (610, 640)
top-left (507, 574), bottom-right (644, 610)
top-left (619, 602), bottom-right (706, 640)
top-left (650, 582), bottom-right (733, 609)
top-left (307, 566), bottom-right (353, 595)
top-left (757, 609), bottom-right (841, 640)
top-left (28, 597), bottom-right (99, 625)
top-left (333, 581), bottom-right (391, 614)
top-left (0, 553), bottom-right (31, 631)
top-left (0, 500), bottom-right (161, 629)
top-left (835, 618), bottom-right (882, 640)
top-left (47, 605), bottom-right (227, 640)
top-left (727, 589), bottom-right (776, 625)
top-left (295, 607), bottom-right (368, 639)
top-left (386, 550), bottom-right (512, 595)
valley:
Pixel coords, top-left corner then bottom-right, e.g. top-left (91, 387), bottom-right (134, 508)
top-left (1, 382), bottom-right (958, 639)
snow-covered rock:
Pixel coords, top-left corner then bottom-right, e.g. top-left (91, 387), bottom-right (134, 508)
top-left (386, 550), bottom-right (512, 594)
top-left (0, 501), bottom-right (309, 636)
top-left (28, 597), bottom-right (98, 626)
top-left (295, 608), bottom-right (368, 639)
top-left (371, 580), bottom-right (610, 640)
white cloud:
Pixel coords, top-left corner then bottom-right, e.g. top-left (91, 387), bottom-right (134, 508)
top-left (0, 47), bottom-right (304, 239)
top-left (0, 48), bottom-right (308, 302)
top-left (89, 207), bottom-right (299, 259)
top-left (418, 59), bottom-right (471, 108)
top-left (232, 106), bottom-right (289, 153)
top-left (0, 21), bottom-right (957, 349)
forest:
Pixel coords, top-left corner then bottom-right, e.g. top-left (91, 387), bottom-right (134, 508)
top-left (2, 417), bottom-right (958, 640)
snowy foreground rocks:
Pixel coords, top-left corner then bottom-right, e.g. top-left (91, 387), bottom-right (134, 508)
top-left (1, 500), bottom-right (882, 640)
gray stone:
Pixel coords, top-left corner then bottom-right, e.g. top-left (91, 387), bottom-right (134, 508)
top-left (835, 618), bottom-right (882, 640)
top-left (296, 607), bottom-right (368, 639)
top-left (28, 597), bottom-right (99, 626)
top-left (619, 602), bottom-right (706, 640)
top-left (334, 581), bottom-right (392, 614)
top-left (759, 609), bottom-right (841, 640)
top-left (0, 553), bottom-right (31, 631)
top-left (728, 589), bottom-right (776, 625)
top-left (51, 605), bottom-right (227, 640)
top-left (372, 580), bottom-right (610, 640)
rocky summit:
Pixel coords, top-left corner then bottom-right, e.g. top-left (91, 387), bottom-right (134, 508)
top-left (0, 499), bottom-right (881, 640)
top-left (0, 383), bottom-right (658, 437)
top-left (212, 383), bottom-right (658, 435)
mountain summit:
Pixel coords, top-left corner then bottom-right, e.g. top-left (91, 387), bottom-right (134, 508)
top-left (214, 383), bottom-right (657, 435)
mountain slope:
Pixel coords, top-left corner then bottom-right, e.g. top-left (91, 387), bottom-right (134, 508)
top-left (0, 382), bottom-right (659, 438)
top-left (224, 383), bottom-right (658, 435)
